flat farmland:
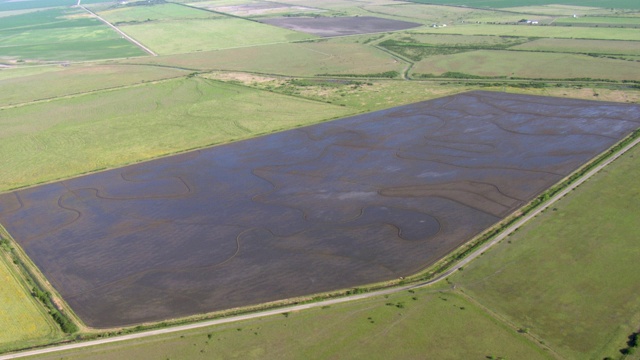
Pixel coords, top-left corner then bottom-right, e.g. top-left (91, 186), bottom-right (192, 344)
top-left (124, 42), bottom-right (404, 76)
top-left (0, 255), bottom-right (61, 352)
top-left (259, 16), bottom-right (422, 37)
top-left (450, 143), bottom-right (640, 359)
top-left (0, 8), bottom-right (145, 62)
top-left (118, 18), bottom-right (315, 55)
top-left (96, 3), bottom-right (221, 24)
top-left (0, 77), bottom-right (353, 191)
top-left (412, 50), bottom-right (640, 80)
top-left (0, 64), bottom-right (189, 107)
top-left (404, 0), bottom-right (640, 9)
top-left (511, 38), bottom-right (640, 55)
top-left (412, 24), bottom-right (640, 41)
top-left (23, 291), bottom-right (548, 360)
top-left (1, 91), bottom-right (638, 328)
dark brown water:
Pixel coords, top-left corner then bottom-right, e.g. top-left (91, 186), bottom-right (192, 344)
top-left (1, 91), bottom-right (638, 327)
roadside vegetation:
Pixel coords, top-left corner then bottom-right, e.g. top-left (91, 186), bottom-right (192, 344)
top-left (0, 0), bottom-right (639, 358)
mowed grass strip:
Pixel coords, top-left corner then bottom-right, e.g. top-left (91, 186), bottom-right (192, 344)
top-left (22, 291), bottom-right (549, 360)
top-left (0, 64), bottom-right (189, 106)
top-left (123, 42), bottom-right (403, 76)
top-left (450, 144), bottom-right (640, 359)
top-left (118, 18), bottom-right (315, 55)
top-left (0, 254), bottom-right (62, 352)
top-left (0, 76), bottom-right (353, 191)
top-left (412, 50), bottom-right (640, 80)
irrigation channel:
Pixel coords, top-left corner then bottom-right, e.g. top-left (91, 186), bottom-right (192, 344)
top-left (2, 135), bottom-right (639, 360)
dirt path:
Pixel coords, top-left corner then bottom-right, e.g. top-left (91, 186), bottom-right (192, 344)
top-left (2, 135), bottom-right (638, 360)
top-left (77, 5), bottom-right (157, 56)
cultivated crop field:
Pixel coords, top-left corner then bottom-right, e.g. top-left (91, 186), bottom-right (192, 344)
top-left (0, 8), bottom-right (145, 63)
top-left (412, 50), bottom-right (640, 80)
top-left (1, 91), bottom-right (638, 327)
top-left (117, 17), bottom-right (314, 54)
top-left (259, 16), bottom-right (422, 37)
top-left (1, 0), bottom-right (640, 357)
top-left (405, 0), bottom-right (640, 9)
top-left (0, 77), bottom-right (353, 191)
top-left (0, 64), bottom-right (189, 107)
top-left (122, 42), bottom-right (405, 77)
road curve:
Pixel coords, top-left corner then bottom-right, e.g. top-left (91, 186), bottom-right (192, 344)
top-left (78, 5), bottom-right (157, 56)
top-left (1, 136), bottom-right (638, 360)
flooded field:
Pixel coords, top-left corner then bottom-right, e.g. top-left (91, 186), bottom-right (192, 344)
top-left (259, 16), bottom-right (422, 37)
top-left (1, 91), bottom-right (638, 328)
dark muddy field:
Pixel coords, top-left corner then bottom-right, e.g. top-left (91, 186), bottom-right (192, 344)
top-left (259, 16), bottom-right (422, 37)
top-left (1, 91), bottom-right (639, 328)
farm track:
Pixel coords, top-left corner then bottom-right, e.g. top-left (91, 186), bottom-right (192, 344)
top-left (77, 5), bottom-right (157, 56)
top-left (2, 135), bottom-right (638, 360)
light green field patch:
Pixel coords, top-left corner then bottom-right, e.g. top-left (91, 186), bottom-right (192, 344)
top-left (0, 65), bottom-right (62, 80)
top-left (413, 50), bottom-right (640, 80)
top-left (0, 64), bottom-right (189, 106)
top-left (125, 42), bottom-right (403, 76)
top-left (412, 24), bottom-right (640, 40)
top-left (0, 77), bottom-right (353, 191)
top-left (554, 15), bottom-right (640, 26)
top-left (512, 38), bottom-right (640, 55)
top-left (450, 143), bottom-right (640, 360)
top-left (0, 254), bottom-right (62, 352)
top-left (501, 4), bottom-right (611, 16)
top-left (118, 17), bottom-right (314, 55)
top-left (21, 291), bottom-right (549, 360)
top-left (97, 3), bottom-right (221, 24)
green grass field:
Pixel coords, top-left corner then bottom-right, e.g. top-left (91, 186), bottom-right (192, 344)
top-left (412, 49), bottom-right (640, 80)
top-left (0, 64), bottom-right (189, 106)
top-left (118, 17), bottom-right (314, 55)
top-left (0, 76), bottom-right (354, 191)
top-left (0, 253), bottom-right (62, 353)
top-left (512, 38), bottom-right (640, 55)
top-left (1, 0), bottom-right (640, 356)
top-left (450, 144), bottom-right (640, 359)
top-left (24, 290), bottom-right (549, 360)
top-left (0, 8), bottom-right (145, 62)
top-left (405, 0), bottom-right (640, 9)
top-left (97, 2), bottom-right (221, 24)
top-left (413, 23), bottom-right (640, 40)
top-left (123, 42), bottom-right (404, 76)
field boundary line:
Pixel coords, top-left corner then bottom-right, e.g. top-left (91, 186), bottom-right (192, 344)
top-left (77, 5), bottom-right (157, 56)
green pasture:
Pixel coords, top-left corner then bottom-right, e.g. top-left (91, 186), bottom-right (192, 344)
top-left (96, 3), bottom-right (220, 24)
top-left (0, 65), bottom-right (62, 80)
top-left (118, 17), bottom-right (314, 55)
top-left (0, 254), bottom-right (62, 353)
top-left (450, 143), bottom-right (640, 359)
top-left (405, 0), bottom-right (640, 10)
top-left (124, 42), bottom-right (403, 76)
top-left (554, 15), bottom-right (640, 27)
top-left (24, 290), bottom-right (548, 360)
top-left (0, 64), bottom-right (189, 107)
top-left (0, 8), bottom-right (145, 61)
top-left (0, 76), bottom-right (353, 191)
top-left (0, 0), bottom-right (75, 12)
top-left (413, 49), bottom-right (640, 80)
top-left (501, 4), bottom-right (614, 16)
top-left (412, 23), bottom-right (640, 40)
top-left (512, 38), bottom-right (640, 55)
top-left (0, 8), bottom-right (97, 31)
